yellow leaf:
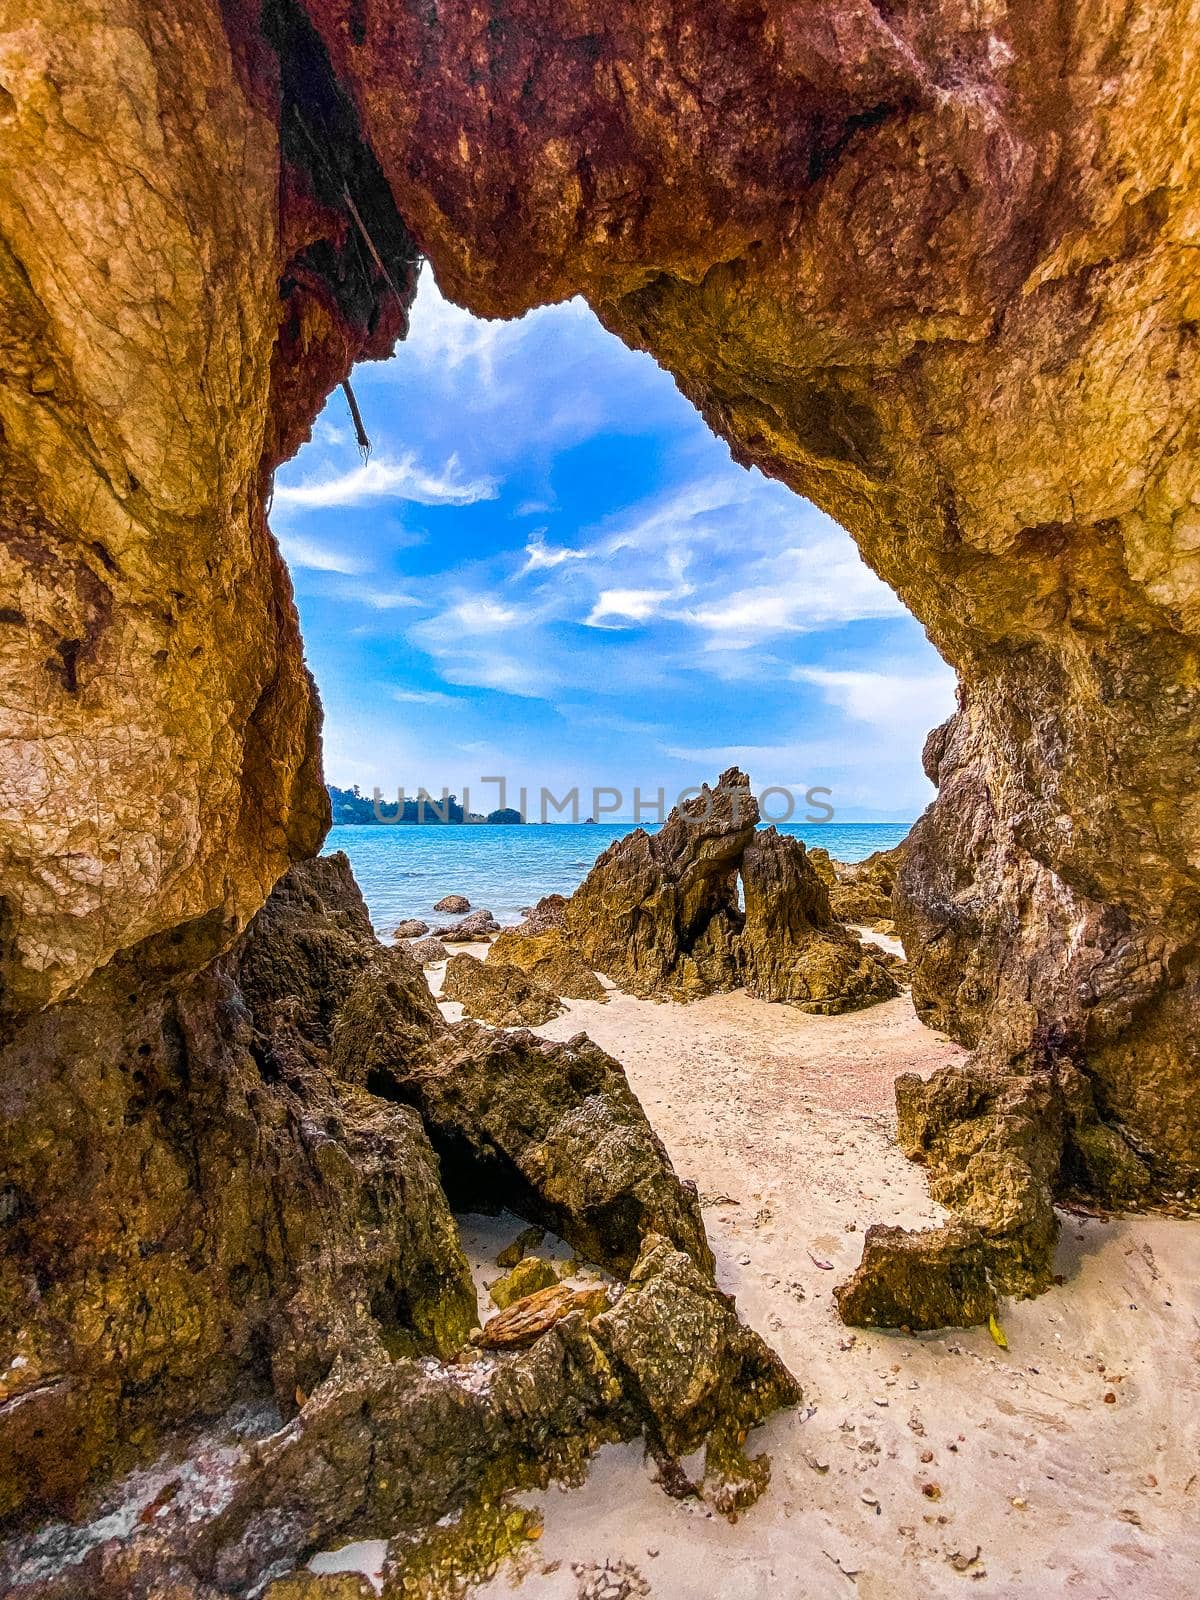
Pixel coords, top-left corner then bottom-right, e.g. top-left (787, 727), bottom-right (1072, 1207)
top-left (988, 1313), bottom-right (1009, 1350)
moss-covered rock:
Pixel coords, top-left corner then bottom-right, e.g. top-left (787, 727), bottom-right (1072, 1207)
top-left (834, 1220), bottom-right (998, 1330)
top-left (490, 1256), bottom-right (560, 1308)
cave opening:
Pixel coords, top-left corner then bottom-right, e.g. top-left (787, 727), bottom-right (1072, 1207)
top-left (271, 265), bottom-right (955, 936)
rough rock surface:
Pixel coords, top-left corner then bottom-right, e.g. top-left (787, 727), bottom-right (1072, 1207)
top-left (487, 902), bottom-right (608, 1003)
top-left (476, 1282), bottom-right (610, 1349)
top-left (335, 990), bottom-right (714, 1276)
top-left (834, 1220), bottom-right (998, 1332)
top-left (738, 830), bottom-right (899, 1014)
top-left (437, 908), bottom-right (501, 942)
top-left (809, 846), bottom-right (902, 932)
top-left (0, 855), bottom-right (476, 1521)
top-left (0, 853), bottom-right (794, 1566)
top-left (393, 918), bottom-right (430, 940)
top-left (565, 770), bottom-right (758, 999)
top-left (0, 1236), bottom-right (797, 1598)
top-left (434, 895), bottom-right (471, 914)
top-left (564, 780), bottom-right (895, 1015)
top-left (489, 1255), bottom-right (560, 1310)
top-left (442, 951), bottom-right (565, 1028)
top-left (406, 935), bottom-right (449, 966)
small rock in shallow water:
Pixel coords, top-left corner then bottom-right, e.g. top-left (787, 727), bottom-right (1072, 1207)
top-left (393, 918), bottom-right (430, 939)
top-left (434, 894), bottom-right (471, 913)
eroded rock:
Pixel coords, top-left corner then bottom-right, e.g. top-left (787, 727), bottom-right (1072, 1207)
top-left (442, 951), bottom-right (565, 1027)
top-left (738, 829), bottom-right (899, 1014)
top-left (809, 845), bottom-right (903, 932)
top-left (434, 895), bottom-right (471, 914)
top-left (489, 1256), bottom-right (560, 1309)
top-left (834, 1221), bottom-right (998, 1331)
top-left (487, 922), bottom-right (608, 1003)
top-left (438, 909), bottom-right (501, 942)
top-left (564, 769), bottom-right (757, 999)
top-left (393, 919), bottom-right (430, 939)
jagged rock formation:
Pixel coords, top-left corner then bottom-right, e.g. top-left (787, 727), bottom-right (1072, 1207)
top-left (0, 1236), bottom-right (797, 1598)
top-left (739, 829), bottom-right (899, 1013)
top-left (565, 770), bottom-right (757, 1000)
top-left (809, 846), bottom-right (902, 932)
top-left (0, 855), bottom-right (786, 1554)
top-left (487, 896), bottom-right (609, 1002)
top-left (564, 773), bottom-right (897, 1014)
top-left (4, 0), bottom-right (1200, 1524)
top-left (442, 950), bottom-right (565, 1027)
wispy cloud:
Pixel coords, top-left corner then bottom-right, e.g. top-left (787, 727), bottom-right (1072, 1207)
top-left (792, 664), bottom-right (957, 732)
top-left (520, 537), bottom-right (588, 575)
top-left (274, 451), bottom-right (498, 510)
top-left (276, 533), bottom-right (368, 575)
top-left (585, 587), bottom-right (681, 627)
top-left (392, 687), bottom-right (459, 706)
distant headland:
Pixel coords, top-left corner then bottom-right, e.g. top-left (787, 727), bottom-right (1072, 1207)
top-left (328, 784), bottom-right (524, 825)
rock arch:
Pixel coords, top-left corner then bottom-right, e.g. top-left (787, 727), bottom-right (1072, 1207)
top-left (1, 0), bottom-right (1198, 1542)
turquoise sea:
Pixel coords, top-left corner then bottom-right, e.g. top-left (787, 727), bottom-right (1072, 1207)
top-left (324, 820), bottom-right (912, 937)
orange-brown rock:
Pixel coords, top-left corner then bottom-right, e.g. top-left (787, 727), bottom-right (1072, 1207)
top-left (442, 950), bottom-right (565, 1027)
top-left (475, 1282), bottom-right (610, 1350)
top-left (738, 829), bottom-right (899, 1014)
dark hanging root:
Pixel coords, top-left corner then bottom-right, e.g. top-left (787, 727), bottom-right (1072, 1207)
top-left (340, 377), bottom-right (371, 460)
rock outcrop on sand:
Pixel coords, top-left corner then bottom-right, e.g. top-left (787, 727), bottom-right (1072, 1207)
top-left (565, 770), bottom-right (759, 1000)
top-left (809, 846), bottom-right (902, 933)
top-left (487, 895), bottom-right (608, 1002)
top-left (442, 951), bottom-right (565, 1027)
top-left (564, 774), bottom-right (896, 1014)
top-left (0, 855), bottom-right (791, 1570)
top-left (738, 829), bottom-right (899, 1014)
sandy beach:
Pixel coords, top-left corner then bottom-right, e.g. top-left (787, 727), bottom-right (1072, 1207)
top-left (375, 944), bottom-right (1200, 1600)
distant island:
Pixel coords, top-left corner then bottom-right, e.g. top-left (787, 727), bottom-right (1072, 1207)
top-left (328, 784), bottom-right (524, 825)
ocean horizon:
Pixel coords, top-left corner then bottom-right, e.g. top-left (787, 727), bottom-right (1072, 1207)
top-left (325, 818), bottom-right (913, 937)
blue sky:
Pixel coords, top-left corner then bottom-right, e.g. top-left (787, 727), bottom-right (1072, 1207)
top-left (272, 268), bottom-right (955, 822)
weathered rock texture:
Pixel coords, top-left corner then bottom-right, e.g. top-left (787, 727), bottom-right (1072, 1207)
top-left (4, 0), bottom-right (1200, 1525)
top-left (739, 829), bottom-right (899, 1014)
top-left (0, 1233), bottom-right (797, 1598)
top-left (442, 950), bottom-right (565, 1027)
top-left (564, 773), bottom-right (896, 1014)
top-left (809, 846), bottom-right (902, 932)
top-left (487, 896), bottom-right (609, 1002)
top-left (0, 855), bottom-right (792, 1569)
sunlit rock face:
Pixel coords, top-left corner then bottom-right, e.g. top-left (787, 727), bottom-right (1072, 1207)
top-left (0, 0), bottom-right (414, 1017)
top-left (301, 0), bottom-right (1200, 1184)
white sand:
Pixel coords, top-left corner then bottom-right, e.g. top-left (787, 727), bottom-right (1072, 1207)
top-left (422, 944), bottom-right (1200, 1599)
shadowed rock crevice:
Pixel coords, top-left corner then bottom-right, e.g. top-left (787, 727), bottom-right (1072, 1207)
top-left (1, 855), bottom-right (783, 1568)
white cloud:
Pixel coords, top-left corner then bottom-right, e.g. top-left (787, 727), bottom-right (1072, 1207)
top-left (447, 597), bottom-right (523, 632)
top-left (276, 533), bottom-right (367, 575)
top-left (793, 665), bottom-right (957, 732)
top-left (392, 687), bottom-right (458, 705)
top-left (273, 451), bottom-right (498, 510)
top-left (520, 537), bottom-right (588, 575)
top-left (585, 587), bottom-right (682, 627)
